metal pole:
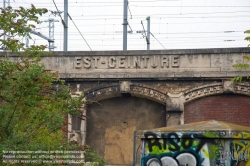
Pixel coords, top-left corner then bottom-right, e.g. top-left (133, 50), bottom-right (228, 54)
top-left (132, 131), bottom-right (136, 166)
top-left (146, 17), bottom-right (150, 50)
top-left (123, 0), bottom-right (128, 51)
top-left (25, 34), bottom-right (29, 48)
top-left (64, 0), bottom-right (68, 51)
top-left (48, 18), bottom-right (54, 51)
top-left (45, 18), bottom-right (59, 51)
top-left (3, 0), bottom-right (10, 42)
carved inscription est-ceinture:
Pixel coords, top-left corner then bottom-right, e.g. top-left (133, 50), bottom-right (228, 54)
top-left (74, 55), bottom-right (179, 69)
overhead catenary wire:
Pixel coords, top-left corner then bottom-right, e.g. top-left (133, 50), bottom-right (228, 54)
top-left (33, 39), bottom-right (245, 43)
top-left (68, 39), bottom-right (241, 46)
top-left (67, 13), bottom-right (92, 51)
top-left (150, 32), bottom-right (166, 49)
top-left (35, 4), bottom-right (250, 8)
top-left (51, 30), bottom-right (244, 35)
top-left (41, 11), bottom-right (250, 17)
top-left (130, 5), bottom-right (250, 8)
top-left (33, 2), bottom-right (250, 7)
top-left (62, 20), bottom-right (250, 26)
top-left (35, 36), bottom-right (245, 40)
top-left (67, 15), bottom-right (250, 20)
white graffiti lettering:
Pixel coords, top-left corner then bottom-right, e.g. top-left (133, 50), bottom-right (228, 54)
top-left (146, 153), bottom-right (197, 166)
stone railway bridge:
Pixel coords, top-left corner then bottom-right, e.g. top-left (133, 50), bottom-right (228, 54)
top-left (3, 47), bottom-right (250, 165)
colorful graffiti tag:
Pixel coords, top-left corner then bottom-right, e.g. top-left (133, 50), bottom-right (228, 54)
top-left (140, 131), bottom-right (250, 166)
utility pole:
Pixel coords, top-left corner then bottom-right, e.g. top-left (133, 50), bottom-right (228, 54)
top-left (146, 17), bottom-right (150, 50)
top-left (44, 18), bottom-right (59, 51)
top-left (64, 0), bottom-right (68, 51)
top-left (3, 0), bottom-right (10, 42)
top-left (123, 0), bottom-right (128, 51)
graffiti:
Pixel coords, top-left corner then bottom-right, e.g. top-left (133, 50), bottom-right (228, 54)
top-left (219, 150), bottom-right (249, 161)
top-left (230, 140), bottom-right (250, 165)
top-left (140, 131), bottom-right (250, 166)
top-left (145, 154), bottom-right (197, 166)
top-left (144, 132), bottom-right (215, 153)
top-left (146, 153), bottom-right (197, 166)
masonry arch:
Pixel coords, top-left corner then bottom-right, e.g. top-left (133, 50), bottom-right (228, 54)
top-left (183, 82), bottom-right (250, 127)
top-left (84, 81), bottom-right (167, 104)
top-left (183, 81), bottom-right (250, 104)
top-left (83, 82), bottom-right (167, 165)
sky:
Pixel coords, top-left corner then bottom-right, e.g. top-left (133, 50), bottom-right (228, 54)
top-left (2, 0), bottom-right (250, 51)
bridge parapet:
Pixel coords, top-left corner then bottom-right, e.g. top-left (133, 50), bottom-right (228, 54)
top-left (1, 47), bottom-right (250, 80)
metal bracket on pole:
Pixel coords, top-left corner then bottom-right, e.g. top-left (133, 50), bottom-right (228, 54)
top-left (28, 30), bottom-right (54, 50)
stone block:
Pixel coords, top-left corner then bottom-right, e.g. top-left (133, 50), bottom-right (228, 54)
top-left (223, 81), bottom-right (235, 93)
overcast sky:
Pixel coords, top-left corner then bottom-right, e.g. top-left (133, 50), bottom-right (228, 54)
top-left (3, 0), bottom-right (250, 51)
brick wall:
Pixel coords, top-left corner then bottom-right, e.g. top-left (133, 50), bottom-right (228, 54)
top-left (184, 94), bottom-right (250, 127)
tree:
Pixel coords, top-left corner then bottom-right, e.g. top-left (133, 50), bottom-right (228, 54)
top-left (231, 30), bottom-right (250, 82)
top-left (232, 56), bottom-right (250, 82)
top-left (244, 30), bottom-right (250, 47)
top-left (0, 5), bottom-right (104, 165)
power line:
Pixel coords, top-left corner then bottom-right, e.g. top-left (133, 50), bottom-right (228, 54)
top-left (60, 15), bottom-right (250, 20)
top-left (33, 2), bottom-right (123, 4)
top-left (33, 37), bottom-right (245, 42)
top-left (156, 20), bottom-right (250, 25)
top-left (152, 15), bottom-right (250, 19)
top-left (58, 20), bottom-right (250, 26)
top-left (48, 11), bottom-right (250, 17)
top-left (34, 4), bottom-right (122, 7)
top-left (26, 0), bottom-right (188, 4)
top-left (51, 30), bottom-right (244, 35)
top-left (33, 2), bottom-right (250, 7)
top-left (40, 36), bottom-right (247, 41)
top-left (35, 2), bottom-right (250, 8)
top-left (33, 4), bottom-right (250, 7)
top-left (66, 39), bottom-right (243, 46)
top-left (151, 11), bottom-right (250, 15)
top-left (67, 13), bottom-right (92, 51)
top-left (34, 35), bottom-right (245, 40)
top-left (131, 5), bottom-right (250, 8)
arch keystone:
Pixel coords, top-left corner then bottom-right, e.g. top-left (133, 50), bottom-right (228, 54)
top-left (120, 81), bottom-right (131, 93)
top-left (223, 81), bottom-right (235, 93)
